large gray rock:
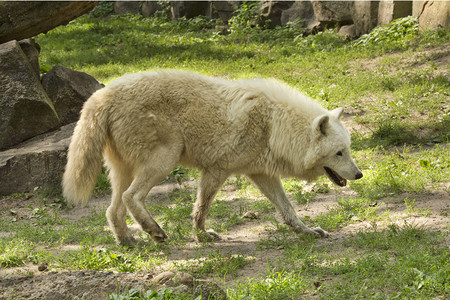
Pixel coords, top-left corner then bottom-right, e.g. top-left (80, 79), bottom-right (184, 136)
top-left (18, 38), bottom-right (41, 78)
top-left (281, 1), bottom-right (316, 27)
top-left (0, 40), bottom-right (59, 150)
top-left (114, 1), bottom-right (141, 15)
top-left (353, 1), bottom-right (380, 36)
top-left (0, 123), bottom-right (74, 196)
top-left (41, 66), bottom-right (104, 126)
top-left (312, 1), bottom-right (353, 25)
top-left (212, 1), bottom-right (241, 22)
top-left (281, 1), bottom-right (353, 34)
top-left (413, 1), bottom-right (449, 30)
top-left (141, 2), bottom-right (164, 17)
top-left (378, 1), bottom-right (412, 25)
top-left (258, 1), bottom-right (295, 28)
top-left (0, 2), bottom-right (97, 44)
top-left (170, 1), bottom-right (211, 20)
top-left (338, 24), bottom-right (357, 40)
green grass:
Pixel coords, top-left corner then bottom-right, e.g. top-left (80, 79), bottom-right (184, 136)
top-left (0, 239), bottom-right (50, 268)
top-left (174, 250), bottom-right (251, 278)
top-left (0, 12), bottom-right (448, 300)
top-left (108, 288), bottom-right (185, 300)
top-left (350, 145), bottom-right (450, 199)
top-left (55, 245), bottom-right (164, 272)
top-left (256, 223), bottom-right (449, 300)
top-left (228, 270), bottom-right (309, 300)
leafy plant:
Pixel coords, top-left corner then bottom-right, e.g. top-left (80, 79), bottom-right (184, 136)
top-left (313, 197), bottom-right (375, 230)
top-left (109, 287), bottom-right (187, 300)
top-left (89, 2), bottom-right (115, 18)
top-left (228, 270), bottom-right (308, 300)
top-left (354, 16), bottom-right (419, 49)
top-left (228, 1), bottom-right (262, 33)
top-left (0, 239), bottom-right (48, 268)
top-left (174, 250), bottom-right (250, 277)
top-left (57, 246), bottom-right (142, 272)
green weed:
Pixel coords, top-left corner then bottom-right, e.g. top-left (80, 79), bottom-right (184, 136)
top-left (354, 16), bottom-right (419, 50)
top-left (109, 288), bottom-right (184, 300)
top-left (351, 145), bottom-right (449, 200)
top-left (55, 246), bottom-right (161, 272)
top-left (174, 250), bottom-right (250, 278)
top-left (94, 168), bottom-right (112, 195)
top-left (0, 239), bottom-right (49, 268)
top-left (228, 270), bottom-right (309, 300)
top-left (313, 197), bottom-right (376, 230)
top-left (209, 199), bottom-right (245, 233)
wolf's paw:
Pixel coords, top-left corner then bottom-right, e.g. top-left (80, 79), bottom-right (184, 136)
top-left (151, 229), bottom-right (168, 243)
top-left (195, 229), bottom-right (221, 242)
top-left (310, 227), bottom-right (329, 238)
top-left (117, 235), bottom-right (137, 246)
top-left (294, 226), bottom-right (329, 238)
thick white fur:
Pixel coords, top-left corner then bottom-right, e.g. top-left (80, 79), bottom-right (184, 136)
top-left (63, 70), bottom-right (362, 244)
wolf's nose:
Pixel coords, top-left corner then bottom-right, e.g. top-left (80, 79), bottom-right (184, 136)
top-left (355, 172), bottom-right (363, 180)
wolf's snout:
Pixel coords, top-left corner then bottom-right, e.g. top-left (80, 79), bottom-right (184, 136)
top-left (355, 172), bottom-right (363, 180)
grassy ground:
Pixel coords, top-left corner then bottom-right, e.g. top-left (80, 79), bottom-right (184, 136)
top-left (1, 10), bottom-right (449, 300)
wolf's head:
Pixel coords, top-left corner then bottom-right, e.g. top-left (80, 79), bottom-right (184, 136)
top-left (305, 107), bottom-right (363, 186)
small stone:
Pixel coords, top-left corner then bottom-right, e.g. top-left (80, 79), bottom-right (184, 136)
top-left (38, 263), bottom-right (48, 272)
top-left (174, 284), bottom-right (190, 294)
top-left (193, 280), bottom-right (227, 300)
top-left (173, 272), bottom-right (194, 286)
top-left (243, 211), bottom-right (259, 219)
top-left (151, 271), bottom-right (175, 285)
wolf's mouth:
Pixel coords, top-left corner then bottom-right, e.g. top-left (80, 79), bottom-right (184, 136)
top-left (324, 167), bottom-right (347, 187)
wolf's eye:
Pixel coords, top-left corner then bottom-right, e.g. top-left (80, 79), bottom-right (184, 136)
top-left (336, 151), bottom-right (343, 156)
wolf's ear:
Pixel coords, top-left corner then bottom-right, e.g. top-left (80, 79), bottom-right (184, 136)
top-left (330, 107), bottom-right (344, 119)
top-left (312, 114), bottom-right (329, 137)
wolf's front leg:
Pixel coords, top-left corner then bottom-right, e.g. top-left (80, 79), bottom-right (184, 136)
top-left (247, 174), bottom-right (328, 238)
top-left (191, 170), bottom-right (229, 242)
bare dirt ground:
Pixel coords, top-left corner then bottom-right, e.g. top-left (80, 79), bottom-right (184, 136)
top-left (1, 180), bottom-right (449, 299)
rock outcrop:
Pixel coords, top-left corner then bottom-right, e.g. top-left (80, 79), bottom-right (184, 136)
top-left (170, 1), bottom-right (211, 20)
top-left (0, 124), bottom-right (74, 196)
top-left (88, 1), bottom-right (448, 36)
top-left (378, 1), bottom-right (413, 26)
top-left (42, 66), bottom-right (104, 126)
top-left (258, 1), bottom-right (295, 28)
top-left (18, 39), bottom-right (41, 78)
top-left (352, 1), bottom-right (380, 37)
top-left (114, 1), bottom-right (141, 15)
top-left (0, 41), bottom-right (59, 150)
top-left (413, 1), bottom-right (450, 29)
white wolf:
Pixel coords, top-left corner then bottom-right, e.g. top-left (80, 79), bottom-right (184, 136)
top-left (63, 71), bottom-right (362, 245)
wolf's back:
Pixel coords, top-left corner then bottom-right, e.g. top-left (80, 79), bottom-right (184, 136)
top-left (62, 92), bottom-right (108, 207)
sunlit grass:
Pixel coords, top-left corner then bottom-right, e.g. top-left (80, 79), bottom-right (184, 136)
top-left (0, 12), bottom-right (447, 300)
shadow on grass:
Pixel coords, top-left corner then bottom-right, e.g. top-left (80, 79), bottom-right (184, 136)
top-left (38, 16), bottom-right (256, 70)
top-left (352, 117), bottom-right (449, 150)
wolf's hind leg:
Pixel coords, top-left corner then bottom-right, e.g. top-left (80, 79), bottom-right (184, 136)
top-left (122, 147), bottom-right (180, 243)
top-left (192, 170), bottom-right (229, 242)
top-left (106, 166), bottom-right (135, 245)
top-left (105, 149), bottom-right (135, 245)
top-left (247, 174), bottom-right (328, 238)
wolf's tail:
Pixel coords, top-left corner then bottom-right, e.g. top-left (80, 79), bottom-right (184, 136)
top-left (62, 91), bottom-right (108, 207)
